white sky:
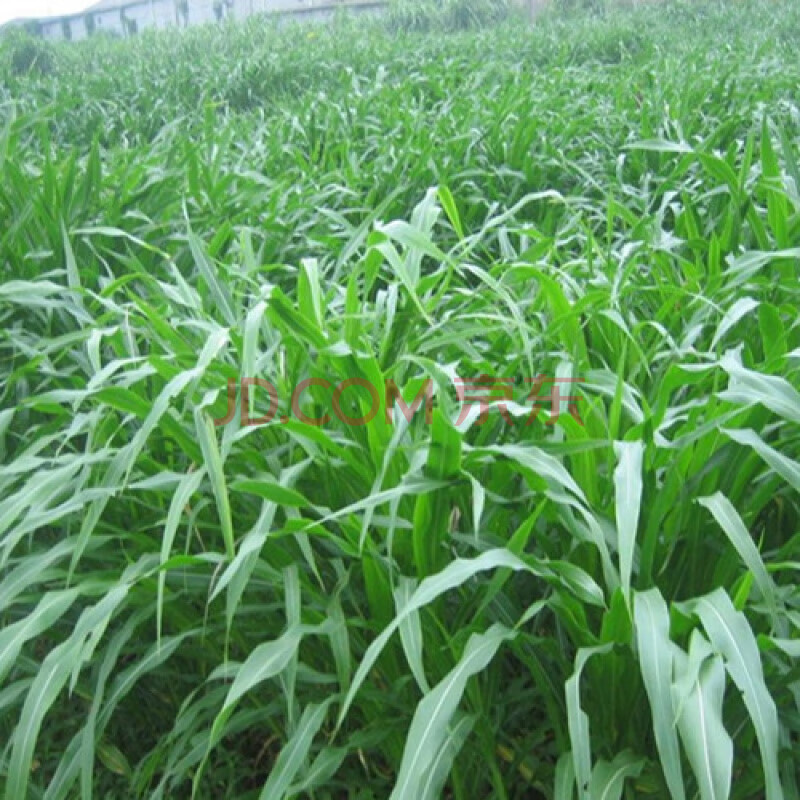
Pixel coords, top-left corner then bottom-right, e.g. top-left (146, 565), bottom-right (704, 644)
top-left (1, 0), bottom-right (94, 25)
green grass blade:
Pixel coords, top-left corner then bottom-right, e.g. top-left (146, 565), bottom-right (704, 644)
top-left (390, 624), bottom-right (514, 800)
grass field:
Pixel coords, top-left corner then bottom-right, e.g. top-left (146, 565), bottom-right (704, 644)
top-left (1, 0), bottom-right (799, 797)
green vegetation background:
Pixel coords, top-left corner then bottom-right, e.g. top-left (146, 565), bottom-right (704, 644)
top-left (0, 1), bottom-right (799, 797)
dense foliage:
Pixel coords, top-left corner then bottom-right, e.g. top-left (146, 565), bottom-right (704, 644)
top-left (1, 1), bottom-right (799, 797)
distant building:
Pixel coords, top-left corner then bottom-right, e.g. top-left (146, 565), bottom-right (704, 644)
top-left (3, 0), bottom-right (383, 42)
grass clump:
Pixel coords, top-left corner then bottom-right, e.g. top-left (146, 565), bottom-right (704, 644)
top-left (0, 29), bottom-right (55, 77)
top-left (386, 0), bottom-right (512, 32)
top-left (0, 1), bottom-right (799, 798)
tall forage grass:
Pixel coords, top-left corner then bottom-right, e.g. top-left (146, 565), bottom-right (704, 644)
top-left (1, 1), bottom-right (799, 797)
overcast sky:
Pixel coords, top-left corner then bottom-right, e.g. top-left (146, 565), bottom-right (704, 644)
top-left (1, 0), bottom-right (94, 26)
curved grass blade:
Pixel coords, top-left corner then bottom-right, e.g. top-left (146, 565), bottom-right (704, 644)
top-left (673, 633), bottom-right (732, 800)
top-left (258, 699), bottom-right (334, 800)
top-left (633, 589), bottom-right (685, 800)
top-left (697, 493), bottom-right (776, 620)
top-left (390, 624), bottom-right (514, 800)
top-left (613, 440), bottom-right (644, 602)
top-left (684, 590), bottom-right (783, 800)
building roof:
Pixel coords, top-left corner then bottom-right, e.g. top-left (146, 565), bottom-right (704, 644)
top-left (85, 0), bottom-right (150, 13)
top-left (1, 1), bottom-right (133, 27)
top-left (1, 14), bottom-right (71, 27)
top-left (85, 0), bottom-right (120, 10)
